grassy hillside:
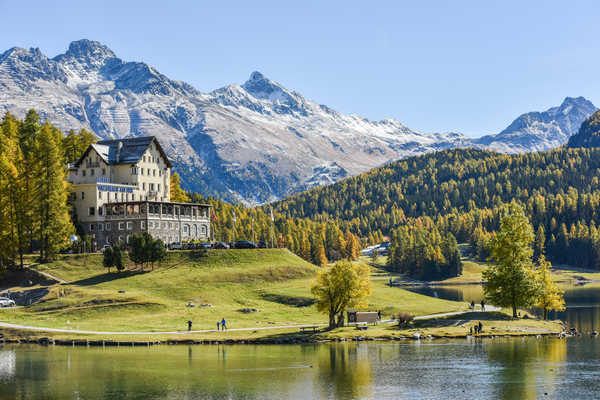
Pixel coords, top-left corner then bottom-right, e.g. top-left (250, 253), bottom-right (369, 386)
top-left (0, 250), bottom-right (466, 333)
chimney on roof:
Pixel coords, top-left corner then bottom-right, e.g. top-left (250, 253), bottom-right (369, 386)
top-left (116, 141), bottom-right (123, 163)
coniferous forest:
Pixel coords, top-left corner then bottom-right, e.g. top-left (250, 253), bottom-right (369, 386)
top-left (5, 108), bottom-right (600, 280)
top-left (273, 112), bottom-right (600, 275)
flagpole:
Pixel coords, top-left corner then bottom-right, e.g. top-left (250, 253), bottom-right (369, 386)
top-left (232, 211), bottom-right (237, 243)
top-left (270, 207), bottom-right (274, 248)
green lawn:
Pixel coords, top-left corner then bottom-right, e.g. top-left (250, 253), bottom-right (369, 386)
top-left (1, 249), bottom-right (467, 333)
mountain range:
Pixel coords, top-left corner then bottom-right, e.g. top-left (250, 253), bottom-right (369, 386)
top-left (0, 39), bottom-right (596, 203)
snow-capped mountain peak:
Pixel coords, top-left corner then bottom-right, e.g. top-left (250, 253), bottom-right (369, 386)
top-left (0, 39), bottom-right (597, 203)
top-left (56, 39), bottom-right (117, 66)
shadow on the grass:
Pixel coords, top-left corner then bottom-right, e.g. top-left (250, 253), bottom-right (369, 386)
top-left (71, 270), bottom-right (148, 286)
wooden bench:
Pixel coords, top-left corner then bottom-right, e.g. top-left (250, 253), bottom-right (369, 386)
top-left (300, 326), bottom-right (318, 333)
top-left (356, 323), bottom-right (368, 331)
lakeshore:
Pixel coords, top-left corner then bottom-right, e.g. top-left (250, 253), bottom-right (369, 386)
top-left (0, 249), bottom-right (568, 345)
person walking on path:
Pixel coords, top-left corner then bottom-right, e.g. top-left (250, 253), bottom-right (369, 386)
top-left (480, 300), bottom-right (485, 312)
top-left (470, 301), bottom-right (475, 311)
top-left (187, 320), bottom-right (192, 331)
top-left (221, 318), bottom-right (227, 331)
top-left (217, 321), bottom-right (220, 331)
top-left (478, 321), bottom-right (483, 333)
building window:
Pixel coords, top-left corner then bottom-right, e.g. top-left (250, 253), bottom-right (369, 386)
top-left (150, 183), bottom-right (154, 191)
top-left (119, 222), bottom-right (124, 230)
top-left (183, 224), bottom-right (189, 233)
top-left (141, 221), bottom-right (146, 230)
top-left (153, 169), bottom-right (156, 176)
top-left (121, 193), bottom-right (124, 201)
top-left (81, 192), bottom-right (85, 200)
top-left (98, 207), bottom-right (104, 216)
top-left (99, 223), bottom-right (104, 232)
top-left (158, 184), bottom-right (161, 191)
top-left (142, 183), bottom-right (146, 190)
top-left (127, 222), bottom-right (132, 230)
top-left (90, 169), bottom-right (94, 176)
top-left (102, 168), bottom-right (106, 175)
top-left (132, 194), bottom-right (135, 201)
top-left (131, 167), bottom-right (137, 175)
top-left (143, 156), bottom-right (146, 162)
top-left (106, 223), bottom-right (111, 231)
top-left (89, 207), bottom-right (95, 216)
top-left (114, 193), bottom-right (118, 200)
top-left (147, 168), bottom-right (150, 175)
top-left (141, 168), bottom-right (144, 176)
top-left (99, 191), bottom-right (102, 199)
top-left (82, 170), bottom-right (86, 177)
top-left (90, 223), bottom-right (95, 231)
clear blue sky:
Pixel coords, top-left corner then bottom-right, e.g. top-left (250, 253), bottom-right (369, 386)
top-left (0, 0), bottom-right (598, 137)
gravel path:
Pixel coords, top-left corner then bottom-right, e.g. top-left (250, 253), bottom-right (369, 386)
top-left (0, 307), bottom-right (500, 335)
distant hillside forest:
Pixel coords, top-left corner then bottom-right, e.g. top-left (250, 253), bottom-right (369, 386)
top-left (272, 145), bottom-right (600, 274)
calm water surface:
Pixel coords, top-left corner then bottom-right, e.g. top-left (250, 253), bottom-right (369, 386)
top-left (1, 339), bottom-right (600, 400)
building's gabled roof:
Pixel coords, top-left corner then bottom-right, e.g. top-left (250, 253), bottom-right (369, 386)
top-left (73, 136), bottom-right (172, 168)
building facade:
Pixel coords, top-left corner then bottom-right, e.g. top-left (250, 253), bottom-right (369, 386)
top-left (68, 136), bottom-right (210, 249)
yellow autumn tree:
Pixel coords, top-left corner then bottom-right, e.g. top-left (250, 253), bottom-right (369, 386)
top-left (311, 260), bottom-right (372, 328)
top-left (170, 172), bottom-right (190, 202)
top-left (536, 256), bottom-right (565, 320)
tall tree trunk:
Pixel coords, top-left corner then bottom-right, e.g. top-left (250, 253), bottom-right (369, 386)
top-left (329, 310), bottom-right (336, 329)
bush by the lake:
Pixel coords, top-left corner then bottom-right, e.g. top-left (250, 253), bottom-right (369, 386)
top-left (397, 312), bottom-right (414, 325)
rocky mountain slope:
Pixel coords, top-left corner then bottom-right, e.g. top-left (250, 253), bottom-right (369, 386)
top-left (473, 96), bottom-right (597, 153)
top-left (0, 39), bottom-right (596, 203)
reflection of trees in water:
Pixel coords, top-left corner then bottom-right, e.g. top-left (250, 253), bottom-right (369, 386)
top-left (408, 285), bottom-right (484, 303)
top-left (485, 338), bottom-right (566, 400)
top-left (315, 343), bottom-right (372, 400)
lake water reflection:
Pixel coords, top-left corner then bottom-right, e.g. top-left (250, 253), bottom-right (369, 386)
top-left (1, 339), bottom-right (600, 399)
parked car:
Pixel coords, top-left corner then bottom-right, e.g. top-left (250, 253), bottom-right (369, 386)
top-left (212, 242), bottom-right (230, 249)
top-left (378, 242), bottom-right (391, 255)
top-left (234, 240), bottom-right (258, 249)
top-left (201, 242), bottom-right (212, 249)
top-left (257, 240), bottom-right (267, 248)
top-left (169, 242), bottom-right (183, 250)
top-left (0, 297), bottom-right (16, 308)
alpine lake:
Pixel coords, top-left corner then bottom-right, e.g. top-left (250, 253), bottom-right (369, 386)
top-left (1, 283), bottom-right (600, 399)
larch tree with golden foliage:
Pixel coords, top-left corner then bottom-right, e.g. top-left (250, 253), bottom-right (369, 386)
top-left (536, 255), bottom-right (565, 320)
top-left (311, 260), bottom-right (372, 328)
top-left (170, 172), bottom-right (190, 202)
top-left (32, 122), bottom-right (74, 262)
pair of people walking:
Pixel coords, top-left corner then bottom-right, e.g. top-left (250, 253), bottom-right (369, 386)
top-left (186, 318), bottom-right (227, 332)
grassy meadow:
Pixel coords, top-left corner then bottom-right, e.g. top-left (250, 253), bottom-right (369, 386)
top-left (0, 249), bottom-right (467, 334)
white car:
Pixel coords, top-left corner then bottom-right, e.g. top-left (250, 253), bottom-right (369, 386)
top-left (0, 297), bottom-right (15, 308)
